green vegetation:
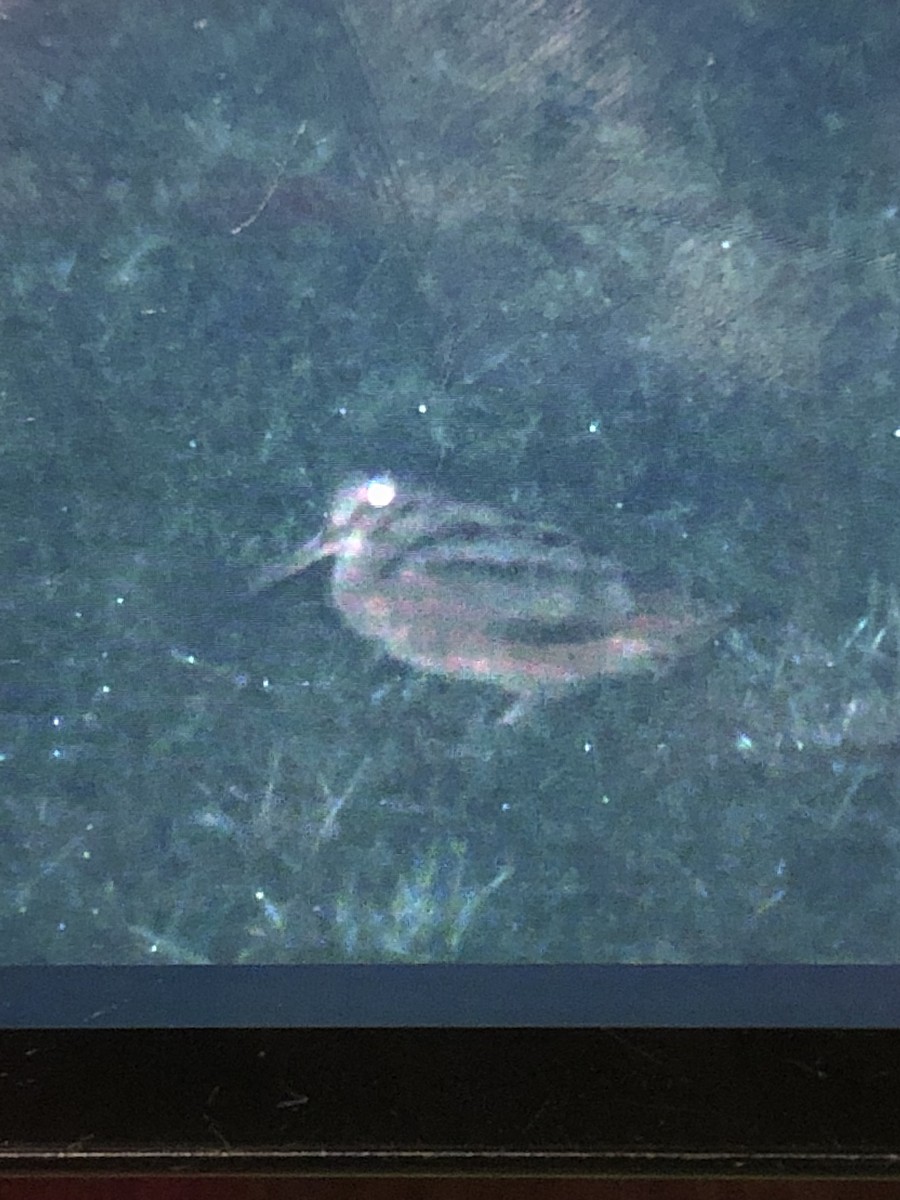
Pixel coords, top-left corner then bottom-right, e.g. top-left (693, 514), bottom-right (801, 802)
top-left (3, 0), bottom-right (900, 964)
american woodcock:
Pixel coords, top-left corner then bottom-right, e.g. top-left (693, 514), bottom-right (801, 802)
top-left (253, 474), bottom-right (724, 723)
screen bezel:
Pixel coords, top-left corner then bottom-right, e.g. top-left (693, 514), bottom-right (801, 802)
top-left (1, 1024), bottom-right (899, 1176)
top-left (2, 965), bottom-right (900, 1176)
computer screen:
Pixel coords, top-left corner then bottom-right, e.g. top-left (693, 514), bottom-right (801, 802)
top-left (3, 0), bottom-right (900, 1030)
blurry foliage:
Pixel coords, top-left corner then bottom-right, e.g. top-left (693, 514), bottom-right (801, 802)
top-left (3, 0), bottom-right (900, 964)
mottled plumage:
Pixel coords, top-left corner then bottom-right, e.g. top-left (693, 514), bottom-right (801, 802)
top-left (253, 475), bottom-right (722, 722)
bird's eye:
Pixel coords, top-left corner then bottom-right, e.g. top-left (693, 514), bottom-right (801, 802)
top-left (364, 476), bottom-right (397, 510)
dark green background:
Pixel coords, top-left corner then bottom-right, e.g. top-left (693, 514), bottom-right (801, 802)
top-left (3, 0), bottom-right (900, 965)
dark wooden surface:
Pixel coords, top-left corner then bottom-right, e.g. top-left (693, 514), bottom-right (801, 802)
top-left (1, 1180), bottom-right (899, 1199)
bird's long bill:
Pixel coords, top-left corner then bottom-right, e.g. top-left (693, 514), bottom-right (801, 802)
top-left (249, 530), bottom-right (335, 593)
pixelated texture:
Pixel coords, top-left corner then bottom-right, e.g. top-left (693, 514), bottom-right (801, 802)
top-left (3, 0), bottom-right (900, 964)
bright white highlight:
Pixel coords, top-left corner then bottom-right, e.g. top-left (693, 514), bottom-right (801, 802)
top-left (365, 477), bottom-right (397, 509)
